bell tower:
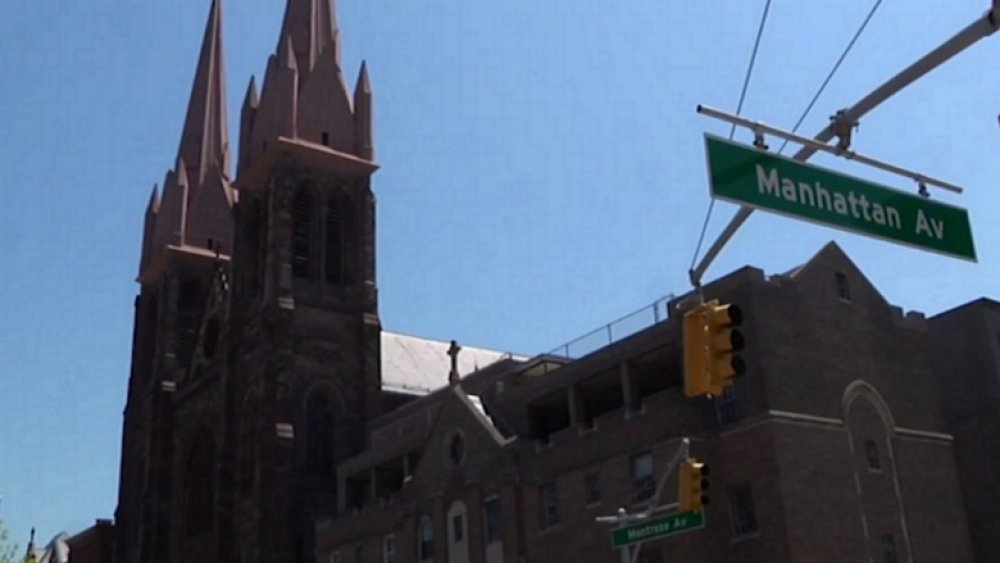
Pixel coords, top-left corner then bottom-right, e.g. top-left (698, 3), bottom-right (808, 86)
top-left (228, 0), bottom-right (380, 560)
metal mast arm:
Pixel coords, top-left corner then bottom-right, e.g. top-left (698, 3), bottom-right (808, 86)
top-left (689, 4), bottom-right (1000, 288)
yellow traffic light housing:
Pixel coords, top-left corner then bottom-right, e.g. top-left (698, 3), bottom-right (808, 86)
top-left (683, 299), bottom-right (744, 398)
top-left (705, 301), bottom-right (744, 395)
top-left (678, 458), bottom-right (709, 512)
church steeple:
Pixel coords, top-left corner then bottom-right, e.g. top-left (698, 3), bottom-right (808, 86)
top-left (139, 0), bottom-right (235, 281)
top-left (177, 0), bottom-right (230, 187)
top-left (240, 0), bottom-right (372, 163)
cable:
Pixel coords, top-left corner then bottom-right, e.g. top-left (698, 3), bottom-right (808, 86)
top-left (690, 0), bottom-right (772, 272)
top-left (777, 0), bottom-right (884, 154)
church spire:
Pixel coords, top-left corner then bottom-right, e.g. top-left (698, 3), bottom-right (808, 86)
top-left (176, 0), bottom-right (230, 190)
top-left (276, 0), bottom-right (340, 84)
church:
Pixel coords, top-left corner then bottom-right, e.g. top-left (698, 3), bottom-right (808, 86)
top-left (110, 1), bottom-right (985, 562)
top-left (114, 0), bottom-right (513, 561)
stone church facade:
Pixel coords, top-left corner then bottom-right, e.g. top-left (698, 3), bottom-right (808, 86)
top-left (114, 2), bottom-right (516, 562)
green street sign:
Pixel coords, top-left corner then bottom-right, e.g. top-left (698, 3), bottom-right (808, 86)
top-left (611, 511), bottom-right (705, 548)
top-left (704, 134), bottom-right (976, 262)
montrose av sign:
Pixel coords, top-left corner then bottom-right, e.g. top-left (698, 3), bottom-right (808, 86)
top-left (704, 135), bottom-right (976, 261)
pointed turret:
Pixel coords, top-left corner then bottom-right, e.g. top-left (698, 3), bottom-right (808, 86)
top-left (238, 76), bottom-right (259, 174)
top-left (151, 159), bottom-right (190, 251)
top-left (139, 185), bottom-right (161, 273)
top-left (176, 0), bottom-right (230, 191)
top-left (353, 61), bottom-right (374, 161)
top-left (296, 36), bottom-right (354, 152)
top-left (186, 164), bottom-right (236, 254)
top-left (249, 37), bottom-right (300, 162)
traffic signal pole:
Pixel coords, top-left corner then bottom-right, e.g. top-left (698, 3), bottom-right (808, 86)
top-left (688, 2), bottom-right (1000, 289)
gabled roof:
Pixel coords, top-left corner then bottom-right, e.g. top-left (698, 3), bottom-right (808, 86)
top-left (379, 331), bottom-right (524, 395)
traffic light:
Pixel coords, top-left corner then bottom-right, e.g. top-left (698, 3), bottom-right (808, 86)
top-left (704, 300), bottom-right (745, 396)
top-left (678, 458), bottom-right (709, 512)
top-left (683, 299), bottom-right (744, 398)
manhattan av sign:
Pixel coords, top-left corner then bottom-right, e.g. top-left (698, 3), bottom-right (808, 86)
top-left (704, 135), bottom-right (976, 261)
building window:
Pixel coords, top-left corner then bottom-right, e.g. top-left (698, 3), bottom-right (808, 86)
top-left (727, 482), bottom-right (758, 538)
top-left (865, 440), bottom-right (881, 471)
top-left (354, 545), bottom-right (364, 563)
top-left (631, 452), bottom-right (654, 503)
top-left (584, 472), bottom-right (601, 505)
top-left (418, 517), bottom-right (434, 560)
top-left (325, 196), bottom-right (353, 285)
top-left (382, 535), bottom-right (395, 563)
top-left (452, 514), bottom-right (464, 542)
top-left (484, 497), bottom-right (502, 543)
top-left (176, 279), bottom-right (204, 370)
top-left (292, 186), bottom-right (314, 279)
top-left (539, 481), bottom-right (559, 529)
top-left (716, 386), bottom-right (743, 426)
top-left (835, 272), bottom-right (851, 301)
top-left (306, 391), bottom-right (336, 476)
top-left (881, 534), bottom-right (897, 563)
top-left (329, 551), bottom-right (340, 563)
top-left (447, 433), bottom-right (466, 467)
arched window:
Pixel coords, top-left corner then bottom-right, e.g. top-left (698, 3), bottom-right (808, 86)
top-left (306, 391), bottom-right (336, 476)
top-left (292, 186), bottom-right (314, 280)
top-left (239, 396), bottom-right (257, 493)
top-left (325, 195), bottom-right (354, 286)
top-left (184, 434), bottom-right (216, 535)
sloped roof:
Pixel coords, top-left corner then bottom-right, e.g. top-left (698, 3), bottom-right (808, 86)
top-left (380, 331), bottom-right (523, 395)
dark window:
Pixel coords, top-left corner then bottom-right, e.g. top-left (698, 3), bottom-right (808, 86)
top-left (329, 552), bottom-right (340, 563)
top-left (418, 517), bottom-right (434, 560)
top-left (292, 187), bottom-right (314, 279)
top-left (448, 433), bottom-right (465, 467)
top-left (176, 280), bottom-right (204, 370)
top-left (484, 497), bottom-right (502, 543)
top-left (452, 514), bottom-right (464, 542)
top-left (716, 385), bottom-right (743, 426)
top-left (184, 435), bottom-right (216, 535)
top-left (637, 549), bottom-right (663, 563)
top-left (306, 392), bottom-right (335, 476)
top-left (881, 534), bottom-right (897, 563)
top-left (584, 472), bottom-right (601, 505)
top-left (631, 452), bottom-right (654, 503)
top-left (539, 481), bottom-right (559, 529)
top-left (246, 199), bottom-right (262, 295)
top-left (727, 482), bottom-right (758, 538)
top-left (354, 545), bottom-right (364, 563)
top-left (202, 316), bottom-right (219, 360)
top-left (325, 196), bottom-right (353, 285)
top-left (382, 535), bottom-right (395, 563)
top-left (322, 131), bottom-right (330, 146)
top-left (836, 272), bottom-right (851, 301)
top-left (865, 440), bottom-right (881, 471)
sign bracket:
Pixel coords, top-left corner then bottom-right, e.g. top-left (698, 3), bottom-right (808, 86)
top-left (688, 3), bottom-right (1000, 290)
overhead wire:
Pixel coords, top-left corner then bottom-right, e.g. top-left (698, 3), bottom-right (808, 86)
top-left (689, 0), bottom-right (772, 273)
top-left (777, 0), bottom-right (884, 154)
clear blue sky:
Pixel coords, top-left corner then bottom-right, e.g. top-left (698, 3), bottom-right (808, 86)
top-left (1, 0), bottom-right (998, 546)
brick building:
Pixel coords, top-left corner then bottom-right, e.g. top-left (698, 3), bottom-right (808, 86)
top-left (112, 0), bottom-right (977, 562)
top-left (314, 242), bottom-right (974, 563)
top-left (929, 299), bottom-right (1000, 562)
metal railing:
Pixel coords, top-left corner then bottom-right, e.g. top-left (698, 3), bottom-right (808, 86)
top-left (545, 294), bottom-right (675, 359)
